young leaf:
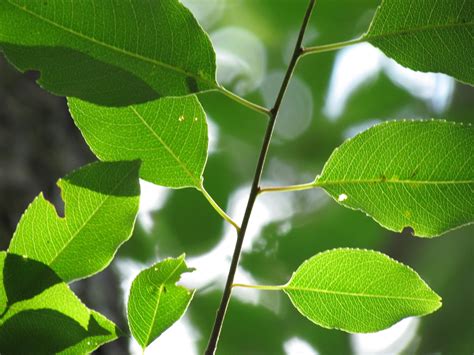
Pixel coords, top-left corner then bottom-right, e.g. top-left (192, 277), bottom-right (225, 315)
top-left (364, 0), bottom-right (474, 85)
top-left (0, 0), bottom-right (216, 106)
top-left (68, 97), bottom-right (208, 189)
top-left (283, 248), bottom-right (441, 333)
top-left (9, 160), bottom-right (140, 282)
top-left (0, 252), bottom-right (119, 354)
top-left (127, 255), bottom-right (195, 350)
top-left (316, 120), bottom-right (474, 237)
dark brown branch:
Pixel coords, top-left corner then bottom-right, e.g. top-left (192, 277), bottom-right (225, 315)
top-left (204, 1), bottom-right (317, 353)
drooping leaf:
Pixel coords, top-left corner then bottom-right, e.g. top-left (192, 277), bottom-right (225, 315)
top-left (0, 252), bottom-right (119, 354)
top-left (127, 255), bottom-right (195, 349)
top-left (316, 120), bottom-right (474, 237)
top-left (0, 0), bottom-right (216, 106)
top-left (283, 248), bottom-right (441, 333)
top-left (68, 97), bottom-right (208, 189)
top-left (9, 160), bottom-right (140, 282)
top-left (364, 0), bottom-right (474, 85)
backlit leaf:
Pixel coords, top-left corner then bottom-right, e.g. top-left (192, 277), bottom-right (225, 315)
top-left (317, 120), bottom-right (474, 237)
top-left (0, 252), bottom-right (119, 354)
top-left (127, 255), bottom-right (195, 349)
top-left (9, 161), bottom-right (140, 282)
top-left (284, 248), bottom-right (441, 333)
top-left (365, 0), bottom-right (474, 85)
top-left (0, 0), bottom-right (216, 105)
top-left (68, 96), bottom-right (208, 189)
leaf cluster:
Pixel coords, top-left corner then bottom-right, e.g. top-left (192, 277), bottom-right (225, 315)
top-left (0, 0), bottom-right (472, 353)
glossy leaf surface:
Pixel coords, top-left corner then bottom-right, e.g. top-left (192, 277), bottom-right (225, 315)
top-left (9, 161), bottom-right (140, 282)
top-left (317, 120), bottom-right (474, 237)
top-left (284, 248), bottom-right (441, 333)
top-left (0, 0), bottom-right (216, 105)
top-left (128, 255), bottom-right (195, 349)
top-left (68, 97), bottom-right (208, 189)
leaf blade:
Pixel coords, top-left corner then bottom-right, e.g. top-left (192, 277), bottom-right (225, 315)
top-left (8, 161), bottom-right (140, 282)
top-left (0, 0), bottom-right (216, 105)
top-left (0, 252), bottom-right (119, 354)
top-left (68, 96), bottom-right (208, 188)
top-left (317, 120), bottom-right (474, 237)
top-left (127, 255), bottom-right (195, 349)
top-left (364, 0), bottom-right (474, 85)
top-left (284, 248), bottom-right (441, 333)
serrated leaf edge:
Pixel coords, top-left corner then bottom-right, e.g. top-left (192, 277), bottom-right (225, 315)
top-left (316, 119), bottom-right (474, 237)
top-left (283, 248), bottom-right (441, 333)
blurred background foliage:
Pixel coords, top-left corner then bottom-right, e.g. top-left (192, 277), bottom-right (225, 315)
top-left (0, 0), bottom-right (472, 354)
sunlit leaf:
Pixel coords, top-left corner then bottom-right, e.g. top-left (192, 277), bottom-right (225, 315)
top-left (0, 252), bottom-right (119, 354)
top-left (127, 255), bottom-right (195, 350)
top-left (365, 0), bottom-right (474, 85)
top-left (317, 120), bottom-right (474, 237)
top-left (68, 97), bottom-right (208, 189)
top-left (0, 0), bottom-right (216, 105)
top-left (9, 161), bottom-right (140, 282)
top-left (284, 248), bottom-right (441, 333)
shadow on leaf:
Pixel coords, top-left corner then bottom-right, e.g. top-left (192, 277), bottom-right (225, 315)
top-left (2, 44), bottom-right (159, 106)
top-left (3, 253), bottom-right (61, 307)
top-left (62, 160), bottom-right (141, 197)
top-left (0, 309), bottom-right (113, 355)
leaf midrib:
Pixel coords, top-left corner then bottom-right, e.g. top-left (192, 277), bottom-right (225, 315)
top-left (316, 178), bottom-right (474, 187)
top-left (5, 1), bottom-right (216, 89)
top-left (285, 285), bottom-right (439, 303)
top-left (129, 106), bottom-right (200, 187)
top-left (144, 259), bottom-right (185, 346)
top-left (365, 18), bottom-right (474, 42)
top-left (49, 164), bottom-right (136, 269)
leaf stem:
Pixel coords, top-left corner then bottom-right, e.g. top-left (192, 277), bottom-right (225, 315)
top-left (216, 85), bottom-right (271, 117)
top-left (259, 180), bottom-right (317, 194)
top-left (200, 183), bottom-right (240, 233)
top-left (232, 283), bottom-right (284, 291)
top-left (204, 1), bottom-right (317, 354)
top-left (301, 37), bottom-right (364, 56)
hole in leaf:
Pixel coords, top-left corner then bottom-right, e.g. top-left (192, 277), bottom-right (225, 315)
top-left (401, 226), bottom-right (414, 236)
top-left (24, 70), bottom-right (41, 81)
top-left (43, 184), bottom-right (65, 218)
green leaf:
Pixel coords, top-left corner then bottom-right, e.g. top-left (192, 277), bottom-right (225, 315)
top-left (364, 0), bottom-right (474, 85)
top-left (127, 255), bottom-right (195, 350)
top-left (284, 248), bottom-right (441, 333)
top-left (0, 0), bottom-right (216, 106)
top-left (0, 252), bottom-right (119, 354)
top-left (9, 160), bottom-right (140, 282)
top-left (68, 96), bottom-right (208, 189)
top-left (317, 120), bottom-right (474, 237)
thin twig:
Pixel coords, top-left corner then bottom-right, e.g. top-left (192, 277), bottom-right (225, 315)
top-left (204, 1), bottom-right (317, 353)
top-left (301, 37), bottom-right (364, 56)
top-left (232, 283), bottom-right (284, 291)
top-left (259, 180), bottom-right (317, 194)
top-left (200, 183), bottom-right (241, 233)
top-left (217, 85), bottom-right (271, 117)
